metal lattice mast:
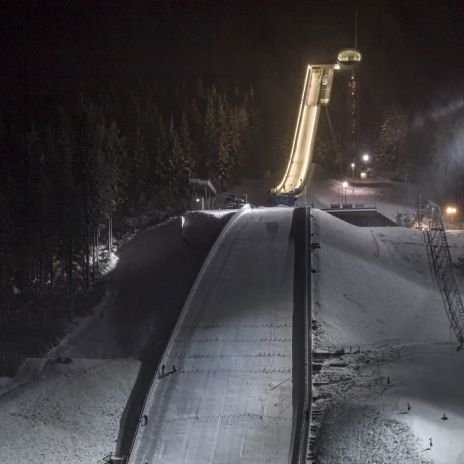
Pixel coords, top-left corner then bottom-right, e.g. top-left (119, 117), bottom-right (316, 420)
top-left (426, 204), bottom-right (464, 346)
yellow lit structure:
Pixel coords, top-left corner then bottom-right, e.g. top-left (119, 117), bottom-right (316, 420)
top-left (337, 49), bottom-right (362, 65)
top-left (272, 65), bottom-right (335, 196)
top-left (272, 49), bottom-right (361, 200)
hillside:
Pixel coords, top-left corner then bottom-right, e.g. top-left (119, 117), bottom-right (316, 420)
top-left (311, 210), bottom-right (464, 464)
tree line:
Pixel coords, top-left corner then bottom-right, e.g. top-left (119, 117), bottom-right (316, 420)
top-left (313, 101), bottom-right (464, 208)
top-left (373, 103), bottom-right (464, 204)
top-left (0, 81), bottom-right (254, 326)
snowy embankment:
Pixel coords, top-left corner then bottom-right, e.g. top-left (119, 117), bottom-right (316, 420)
top-left (311, 209), bottom-right (464, 464)
top-left (0, 358), bottom-right (139, 464)
top-left (0, 213), bottom-right (227, 464)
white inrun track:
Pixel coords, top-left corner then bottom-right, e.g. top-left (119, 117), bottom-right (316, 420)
top-left (273, 64), bottom-right (335, 197)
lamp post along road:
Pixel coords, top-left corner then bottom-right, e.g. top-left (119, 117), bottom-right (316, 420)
top-left (342, 181), bottom-right (349, 204)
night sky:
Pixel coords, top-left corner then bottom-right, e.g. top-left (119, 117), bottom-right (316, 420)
top-left (2, 0), bottom-right (464, 173)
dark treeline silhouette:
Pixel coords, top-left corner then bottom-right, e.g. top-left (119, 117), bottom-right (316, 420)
top-left (0, 80), bottom-right (253, 372)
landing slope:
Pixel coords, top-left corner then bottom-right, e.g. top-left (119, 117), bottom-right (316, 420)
top-left (311, 208), bottom-right (448, 348)
top-left (129, 207), bottom-right (296, 464)
top-left (311, 210), bottom-right (464, 464)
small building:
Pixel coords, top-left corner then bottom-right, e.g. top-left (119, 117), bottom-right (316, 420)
top-left (190, 178), bottom-right (217, 210)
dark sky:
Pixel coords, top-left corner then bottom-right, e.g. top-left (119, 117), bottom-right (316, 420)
top-left (2, 0), bottom-right (464, 147)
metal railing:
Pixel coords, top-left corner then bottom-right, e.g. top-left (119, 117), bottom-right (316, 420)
top-left (425, 203), bottom-right (464, 347)
top-left (299, 207), bottom-right (312, 464)
top-left (97, 453), bottom-right (124, 464)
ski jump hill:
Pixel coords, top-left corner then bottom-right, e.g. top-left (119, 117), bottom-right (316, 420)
top-left (128, 206), bottom-right (307, 464)
top-left (1, 175), bottom-right (464, 464)
top-left (127, 175), bottom-right (464, 464)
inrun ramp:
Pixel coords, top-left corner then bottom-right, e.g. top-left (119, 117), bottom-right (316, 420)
top-left (128, 207), bottom-right (296, 464)
top-left (273, 64), bottom-right (335, 197)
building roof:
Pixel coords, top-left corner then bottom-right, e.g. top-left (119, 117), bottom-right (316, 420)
top-left (189, 178), bottom-right (217, 196)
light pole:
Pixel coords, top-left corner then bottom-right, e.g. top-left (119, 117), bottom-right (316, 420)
top-left (342, 181), bottom-right (349, 204)
top-left (362, 153), bottom-right (370, 170)
top-left (445, 205), bottom-right (458, 229)
top-left (350, 162), bottom-right (355, 177)
top-left (360, 153), bottom-right (370, 179)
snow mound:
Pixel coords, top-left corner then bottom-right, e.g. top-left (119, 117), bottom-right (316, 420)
top-left (312, 210), bottom-right (464, 464)
top-left (182, 210), bottom-right (234, 248)
top-left (312, 209), bottom-right (449, 348)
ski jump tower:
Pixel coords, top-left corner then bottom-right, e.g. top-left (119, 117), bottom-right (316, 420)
top-left (271, 49), bottom-right (361, 204)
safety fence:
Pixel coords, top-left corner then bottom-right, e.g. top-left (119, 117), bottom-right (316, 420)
top-left (424, 203), bottom-right (464, 347)
top-left (97, 453), bottom-right (124, 464)
top-left (313, 338), bottom-right (402, 356)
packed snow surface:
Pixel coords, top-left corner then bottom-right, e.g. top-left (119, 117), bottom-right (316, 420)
top-left (129, 206), bottom-right (296, 464)
top-left (311, 208), bottom-right (464, 464)
top-left (312, 209), bottom-right (448, 348)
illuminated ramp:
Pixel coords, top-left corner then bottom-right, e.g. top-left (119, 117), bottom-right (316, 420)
top-left (273, 65), bottom-right (335, 197)
top-left (128, 207), bottom-right (297, 464)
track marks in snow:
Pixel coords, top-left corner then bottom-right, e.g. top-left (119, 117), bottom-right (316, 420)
top-left (311, 350), bottom-right (431, 464)
top-left (371, 230), bottom-right (380, 258)
top-left (316, 404), bottom-right (432, 464)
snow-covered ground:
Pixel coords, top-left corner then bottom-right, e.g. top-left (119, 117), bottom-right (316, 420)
top-left (0, 357), bottom-right (139, 464)
top-left (311, 208), bottom-right (464, 464)
top-left (1, 164), bottom-right (463, 464)
top-left (312, 209), bottom-right (448, 348)
top-left (313, 343), bottom-right (464, 464)
top-left (305, 164), bottom-right (420, 222)
top-left (0, 215), bottom-right (223, 464)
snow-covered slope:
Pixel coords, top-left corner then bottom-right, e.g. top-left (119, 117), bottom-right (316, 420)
top-left (312, 209), bottom-right (449, 348)
top-left (1, 165), bottom-right (463, 464)
top-left (0, 215), bottom-right (225, 464)
top-left (311, 210), bottom-right (464, 464)
top-left (0, 358), bottom-right (139, 464)
top-left (129, 206), bottom-right (296, 464)
top-left (52, 217), bottom-right (217, 360)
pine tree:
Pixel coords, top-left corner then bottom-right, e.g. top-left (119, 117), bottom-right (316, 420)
top-left (0, 115), bottom-right (14, 323)
top-left (376, 107), bottom-right (407, 175)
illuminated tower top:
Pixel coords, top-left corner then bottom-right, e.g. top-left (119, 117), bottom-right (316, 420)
top-left (337, 48), bottom-right (362, 65)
